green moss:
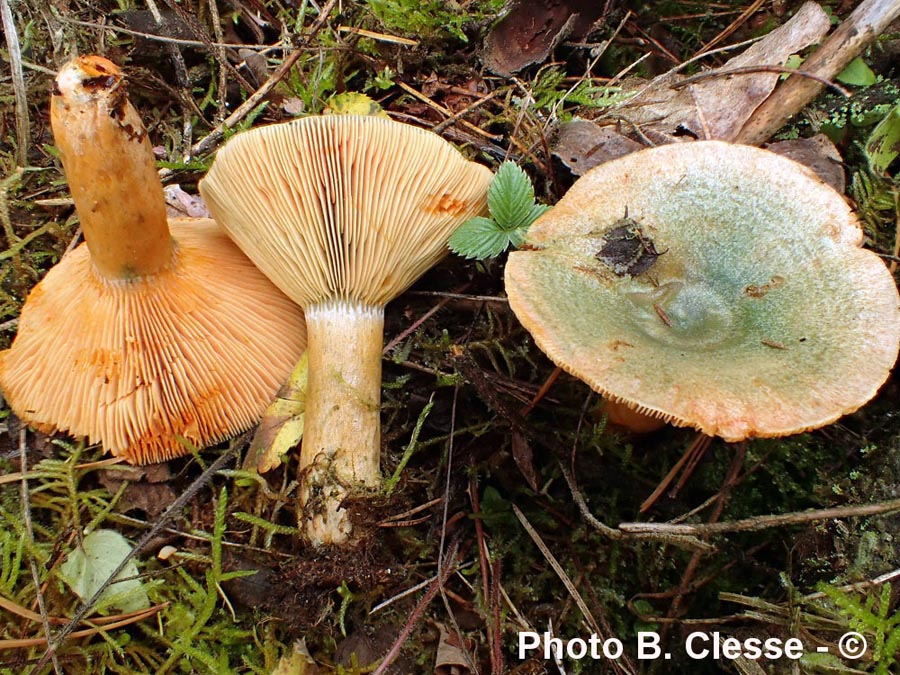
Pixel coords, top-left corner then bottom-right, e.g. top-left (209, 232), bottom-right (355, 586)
top-left (364, 0), bottom-right (503, 43)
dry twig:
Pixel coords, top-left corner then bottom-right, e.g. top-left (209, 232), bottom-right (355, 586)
top-left (29, 443), bottom-right (241, 674)
top-left (0, 0), bottom-right (29, 166)
top-left (737, 0), bottom-right (900, 144)
top-left (184, 0), bottom-right (340, 161)
top-left (372, 538), bottom-right (461, 675)
top-left (620, 496), bottom-right (900, 536)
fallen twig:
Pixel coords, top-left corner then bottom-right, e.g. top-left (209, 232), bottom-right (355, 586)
top-left (29, 443), bottom-right (241, 674)
top-left (19, 429), bottom-right (61, 674)
top-left (694, 0), bottom-right (767, 56)
top-left (737, 0), bottom-right (900, 145)
top-left (673, 64), bottom-right (851, 98)
top-left (0, 0), bottom-right (29, 166)
top-left (372, 537), bottom-right (461, 675)
top-left (0, 604), bottom-right (168, 650)
top-left (640, 434), bottom-right (712, 513)
top-left (558, 460), bottom-right (716, 552)
top-left (620, 496), bottom-right (900, 536)
top-left (178, 0), bottom-right (340, 163)
top-left (513, 503), bottom-right (603, 636)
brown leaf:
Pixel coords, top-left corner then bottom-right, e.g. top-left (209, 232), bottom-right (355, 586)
top-left (435, 623), bottom-right (475, 674)
top-left (335, 629), bottom-right (416, 674)
top-left (552, 120), bottom-right (644, 175)
top-left (238, 48), bottom-right (269, 88)
top-left (116, 10), bottom-right (196, 42)
top-left (482, 0), bottom-right (608, 76)
top-left (615, 2), bottom-right (830, 141)
top-left (511, 430), bottom-right (539, 492)
top-left (98, 464), bottom-right (177, 518)
top-left (766, 133), bottom-right (845, 193)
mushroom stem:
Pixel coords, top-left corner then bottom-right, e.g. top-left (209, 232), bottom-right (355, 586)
top-left (51, 56), bottom-right (172, 280)
top-left (298, 298), bottom-right (384, 546)
top-left (602, 399), bottom-right (667, 435)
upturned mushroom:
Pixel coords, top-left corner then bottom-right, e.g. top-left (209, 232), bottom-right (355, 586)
top-left (199, 115), bottom-right (493, 545)
top-left (505, 141), bottom-right (900, 441)
top-left (0, 56), bottom-right (306, 464)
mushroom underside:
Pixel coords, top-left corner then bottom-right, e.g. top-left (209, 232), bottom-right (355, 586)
top-left (0, 218), bottom-right (306, 463)
top-left (198, 114), bottom-right (494, 545)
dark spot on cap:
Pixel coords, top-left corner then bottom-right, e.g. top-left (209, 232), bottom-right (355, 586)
top-left (83, 75), bottom-right (118, 92)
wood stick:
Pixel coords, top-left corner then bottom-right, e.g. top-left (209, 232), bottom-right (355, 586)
top-left (620, 495), bottom-right (900, 536)
top-left (0, 0), bottom-right (29, 166)
top-left (186, 0), bottom-right (339, 160)
top-left (737, 0), bottom-right (900, 145)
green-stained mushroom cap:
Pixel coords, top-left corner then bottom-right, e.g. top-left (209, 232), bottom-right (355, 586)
top-left (505, 141), bottom-right (900, 442)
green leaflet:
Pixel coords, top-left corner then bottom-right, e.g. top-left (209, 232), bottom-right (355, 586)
top-left (866, 103), bottom-right (900, 176)
top-left (488, 161), bottom-right (536, 230)
top-left (449, 161), bottom-right (549, 260)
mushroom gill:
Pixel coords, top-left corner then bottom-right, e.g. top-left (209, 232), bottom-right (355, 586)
top-left (200, 115), bottom-right (493, 545)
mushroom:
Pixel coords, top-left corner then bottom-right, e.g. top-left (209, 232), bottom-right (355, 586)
top-left (505, 140), bottom-right (900, 441)
top-left (199, 115), bottom-right (493, 545)
top-left (0, 55), bottom-right (306, 464)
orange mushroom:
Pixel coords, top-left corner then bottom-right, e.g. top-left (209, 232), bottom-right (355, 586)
top-left (0, 56), bottom-right (306, 464)
top-left (200, 115), bottom-right (493, 545)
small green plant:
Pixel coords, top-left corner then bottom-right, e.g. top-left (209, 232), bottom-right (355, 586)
top-left (817, 582), bottom-right (900, 674)
top-left (449, 161), bottom-right (549, 260)
top-left (526, 66), bottom-right (633, 119)
top-left (280, 51), bottom-right (342, 115)
top-left (367, 66), bottom-right (396, 92)
top-left (365, 0), bottom-right (503, 43)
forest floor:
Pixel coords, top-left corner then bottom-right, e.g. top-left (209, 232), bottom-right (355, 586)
top-left (2, 1), bottom-right (900, 674)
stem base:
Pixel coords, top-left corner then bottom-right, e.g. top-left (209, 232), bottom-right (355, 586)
top-left (299, 299), bottom-right (384, 546)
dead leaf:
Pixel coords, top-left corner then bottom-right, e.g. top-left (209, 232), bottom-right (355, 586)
top-left (271, 640), bottom-right (319, 675)
top-left (98, 464), bottom-right (177, 518)
top-left (766, 133), bottom-right (845, 193)
top-left (282, 97), bottom-right (305, 116)
top-left (435, 623), bottom-right (475, 674)
top-left (507, 660), bottom-right (547, 674)
top-left (246, 353), bottom-right (308, 473)
top-left (238, 48), bottom-right (269, 88)
top-left (552, 119), bottom-right (644, 175)
top-left (115, 10), bottom-right (196, 42)
top-left (511, 430), bottom-right (539, 492)
top-left (324, 92), bottom-right (389, 117)
top-left (334, 629), bottom-right (416, 674)
top-left (482, 0), bottom-right (608, 76)
top-left (163, 184), bottom-right (210, 219)
top-left (614, 2), bottom-right (830, 141)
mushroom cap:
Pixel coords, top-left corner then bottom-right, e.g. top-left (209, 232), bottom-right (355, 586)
top-left (199, 115), bottom-right (494, 308)
top-left (0, 218), bottom-right (307, 464)
top-left (505, 141), bottom-right (900, 441)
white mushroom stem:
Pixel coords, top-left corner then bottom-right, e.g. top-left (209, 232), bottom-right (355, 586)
top-left (298, 298), bottom-right (384, 546)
